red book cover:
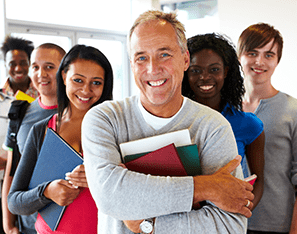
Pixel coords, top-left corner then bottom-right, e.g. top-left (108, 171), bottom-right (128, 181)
top-left (124, 143), bottom-right (187, 176)
top-left (244, 174), bottom-right (257, 185)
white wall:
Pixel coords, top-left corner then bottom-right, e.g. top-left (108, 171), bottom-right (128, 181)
top-left (218, 0), bottom-right (297, 98)
top-left (0, 0), bottom-right (6, 85)
top-left (131, 0), bottom-right (160, 22)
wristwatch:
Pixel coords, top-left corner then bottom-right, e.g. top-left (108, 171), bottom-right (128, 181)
top-left (140, 218), bottom-right (154, 234)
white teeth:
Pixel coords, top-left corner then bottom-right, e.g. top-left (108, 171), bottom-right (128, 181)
top-left (200, 85), bottom-right (213, 91)
top-left (78, 96), bottom-right (90, 101)
top-left (253, 68), bottom-right (264, 73)
top-left (149, 79), bottom-right (166, 87)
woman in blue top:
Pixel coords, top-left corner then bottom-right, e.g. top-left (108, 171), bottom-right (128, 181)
top-left (182, 33), bottom-right (264, 210)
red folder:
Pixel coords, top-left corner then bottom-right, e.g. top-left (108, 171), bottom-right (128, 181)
top-left (124, 143), bottom-right (201, 209)
top-left (124, 143), bottom-right (187, 176)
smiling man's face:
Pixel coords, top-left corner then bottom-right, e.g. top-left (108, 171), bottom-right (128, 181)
top-left (130, 20), bottom-right (189, 117)
top-left (239, 39), bottom-right (279, 85)
top-left (5, 49), bottom-right (30, 84)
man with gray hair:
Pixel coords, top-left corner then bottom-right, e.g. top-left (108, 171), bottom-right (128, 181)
top-left (82, 10), bottom-right (253, 233)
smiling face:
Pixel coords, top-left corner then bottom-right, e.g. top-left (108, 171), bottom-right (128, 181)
top-left (239, 39), bottom-right (279, 85)
top-left (130, 20), bottom-right (190, 117)
top-left (5, 49), bottom-right (30, 84)
top-left (31, 48), bottom-right (62, 98)
top-left (62, 59), bottom-right (105, 113)
top-left (187, 49), bottom-right (228, 108)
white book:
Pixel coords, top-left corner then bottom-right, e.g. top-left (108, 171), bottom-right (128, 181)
top-left (120, 129), bottom-right (191, 157)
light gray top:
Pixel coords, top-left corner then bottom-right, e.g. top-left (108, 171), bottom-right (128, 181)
top-left (248, 91), bottom-right (297, 232)
top-left (82, 95), bottom-right (246, 234)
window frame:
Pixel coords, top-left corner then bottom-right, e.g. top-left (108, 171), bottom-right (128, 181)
top-left (3, 17), bottom-right (132, 99)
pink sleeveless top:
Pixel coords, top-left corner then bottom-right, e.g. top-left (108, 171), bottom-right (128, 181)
top-left (35, 114), bottom-right (98, 234)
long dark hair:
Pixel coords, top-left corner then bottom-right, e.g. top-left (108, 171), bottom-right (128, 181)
top-left (182, 33), bottom-right (244, 111)
top-left (56, 44), bottom-right (113, 125)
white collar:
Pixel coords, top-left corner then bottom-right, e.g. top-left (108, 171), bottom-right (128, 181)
top-left (138, 96), bottom-right (186, 130)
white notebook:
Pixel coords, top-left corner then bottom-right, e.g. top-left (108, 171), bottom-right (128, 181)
top-left (120, 129), bottom-right (191, 157)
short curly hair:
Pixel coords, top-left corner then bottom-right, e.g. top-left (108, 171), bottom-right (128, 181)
top-left (1, 35), bottom-right (34, 61)
top-left (182, 33), bottom-right (245, 111)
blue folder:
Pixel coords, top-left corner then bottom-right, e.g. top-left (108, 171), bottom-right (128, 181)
top-left (28, 128), bottom-right (83, 231)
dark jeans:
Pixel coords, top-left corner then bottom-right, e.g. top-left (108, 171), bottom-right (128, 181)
top-left (247, 230), bottom-right (289, 234)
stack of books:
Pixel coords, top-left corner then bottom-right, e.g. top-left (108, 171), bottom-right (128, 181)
top-left (121, 129), bottom-right (201, 209)
top-left (29, 129), bottom-right (204, 230)
top-left (121, 129), bottom-right (201, 177)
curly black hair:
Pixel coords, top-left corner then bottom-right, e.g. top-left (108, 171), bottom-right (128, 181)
top-left (1, 35), bottom-right (34, 61)
top-left (182, 33), bottom-right (245, 111)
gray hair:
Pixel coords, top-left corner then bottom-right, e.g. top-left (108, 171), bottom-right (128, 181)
top-left (127, 10), bottom-right (188, 57)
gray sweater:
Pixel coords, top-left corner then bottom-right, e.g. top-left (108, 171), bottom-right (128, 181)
top-left (248, 92), bottom-right (297, 232)
top-left (82, 96), bottom-right (247, 234)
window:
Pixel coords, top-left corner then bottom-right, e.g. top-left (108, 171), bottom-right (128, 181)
top-left (161, 0), bottom-right (219, 38)
top-left (2, 0), bottom-right (132, 100)
top-left (78, 36), bottom-right (130, 100)
top-left (11, 33), bottom-right (72, 52)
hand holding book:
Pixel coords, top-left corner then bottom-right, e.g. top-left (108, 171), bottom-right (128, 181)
top-left (65, 164), bottom-right (88, 188)
top-left (43, 179), bottom-right (80, 207)
top-left (28, 128), bottom-right (84, 231)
